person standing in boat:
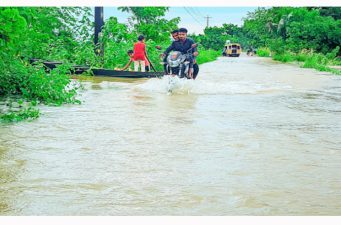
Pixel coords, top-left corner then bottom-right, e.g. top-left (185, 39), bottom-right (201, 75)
top-left (133, 35), bottom-right (148, 72)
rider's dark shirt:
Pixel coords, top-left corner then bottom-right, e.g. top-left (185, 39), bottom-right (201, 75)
top-left (164, 38), bottom-right (197, 68)
top-left (164, 38), bottom-right (197, 54)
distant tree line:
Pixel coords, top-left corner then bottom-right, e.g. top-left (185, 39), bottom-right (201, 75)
top-left (190, 7), bottom-right (341, 56)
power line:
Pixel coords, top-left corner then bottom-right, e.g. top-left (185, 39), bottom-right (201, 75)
top-left (184, 7), bottom-right (203, 26)
top-left (188, 7), bottom-right (203, 21)
top-left (183, 7), bottom-right (205, 27)
top-left (195, 8), bottom-right (206, 18)
top-left (191, 7), bottom-right (205, 18)
top-left (188, 7), bottom-right (206, 27)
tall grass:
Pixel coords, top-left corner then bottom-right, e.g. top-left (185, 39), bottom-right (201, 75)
top-left (256, 47), bottom-right (271, 57)
top-left (196, 49), bottom-right (220, 65)
top-left (271, 47), bottom-right (341, 75)
top-left (273, 52), bottom-right (295, 62)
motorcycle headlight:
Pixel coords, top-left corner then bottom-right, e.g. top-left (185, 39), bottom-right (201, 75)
top-left (168, 58), bottom-right (181, 67)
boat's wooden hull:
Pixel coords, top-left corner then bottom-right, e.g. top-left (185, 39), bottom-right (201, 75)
top-left (29, 59), bottom-right (164, 78)
top-left (91, 68), bottom-right (164, 78)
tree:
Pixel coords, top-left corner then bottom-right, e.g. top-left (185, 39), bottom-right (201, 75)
top-left (308, 7), bottom-right (341, 20)
top-left (117, 7), bottom-right (169, 24)
top-left (117, 7), bottom-right (180, 43)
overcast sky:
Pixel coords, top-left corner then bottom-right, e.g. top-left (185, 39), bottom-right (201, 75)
top-left (104, 7), bottom-right (258, 34)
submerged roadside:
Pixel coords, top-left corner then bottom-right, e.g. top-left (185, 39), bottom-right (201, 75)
top-left (256, 47), bottom-right (341, 75)
top-left (0, 59), bottom-right (81, 123)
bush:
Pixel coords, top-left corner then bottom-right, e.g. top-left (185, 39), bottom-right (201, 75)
top-left (326, 46), bottom-right (340, 60)
top-left (295, 51), bottom-right (341, 75)
top-left (0, 57), bottom-right (80, 123)
top-left (22, 63), bottom-right (80, 105)
top-left (273, 52), bottom-right (295, 62)
top-left (257, 47), bottom-right (271, 57)
top-left (266, 48), bottom-right (341, 75)
top-left (0, 56), bottom-right (29, 96)
top-left (302, 53), bottom-right (337, 73)
top-left (0, 106), bottom-right (39, 123)
top-left (196, 49), bottom-right (220, 65)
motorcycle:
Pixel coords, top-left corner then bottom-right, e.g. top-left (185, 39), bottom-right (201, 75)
top-left (247, 48), bottom-right (256, 56)
top-left (157, 44), bottom-right (198, 79)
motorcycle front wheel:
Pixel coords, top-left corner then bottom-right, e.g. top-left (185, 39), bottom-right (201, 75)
top-left (179, 64), bottom-right (189, 79)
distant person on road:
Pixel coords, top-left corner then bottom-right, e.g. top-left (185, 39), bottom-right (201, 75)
top-left (247, 46), bottom-right (255, 56)
top-left (222, 46), bottom-right (227, 56)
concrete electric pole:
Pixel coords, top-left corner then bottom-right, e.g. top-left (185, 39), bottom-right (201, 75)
top-left (204, 15), bottom-right (212, 28)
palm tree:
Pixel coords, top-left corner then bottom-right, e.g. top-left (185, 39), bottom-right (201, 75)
top-left (265, 13), bottom-right (292, 40)
top-left (266, 18), bottom-right (277, 34)
top-left (277, 13), bottom-right (292, 40)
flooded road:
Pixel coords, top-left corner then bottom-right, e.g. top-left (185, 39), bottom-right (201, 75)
top-left (1, 54), bottom-right (341, 215)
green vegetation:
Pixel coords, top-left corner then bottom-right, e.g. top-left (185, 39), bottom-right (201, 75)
top-left (190, 7), bottom-right (340, 74)
top-left (242, 7), bottom-right (341, 74)
top-left (190, 23), bottom-right (245, 51)
top-left (0, 106), bottom-right (39, 123)
top-left (101, 7), bottom-right (180, 71)
top-left (196, 49), bottom-right (221, 65)
top-left (256, 47), bottom-right (271, 57)
top-left (0, 7), bottom-right (90, 122)
top-left (271, 47), bottom-right (341, 75)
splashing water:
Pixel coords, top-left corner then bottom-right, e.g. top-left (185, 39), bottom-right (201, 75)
top-left (136, 75), bottom-right (195, 94)
top-left (136, 74), bottom-right (292, 95)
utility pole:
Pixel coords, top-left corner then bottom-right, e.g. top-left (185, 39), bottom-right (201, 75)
top-left (94, 7), bottom-right (104, 57)
top-left (204, 15), bottom-right (212, 28)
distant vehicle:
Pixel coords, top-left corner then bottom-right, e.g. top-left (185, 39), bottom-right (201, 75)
top-left (222, 43), bottom-right (241, 57)
top-left (246, 46), bottom-right (257, 56)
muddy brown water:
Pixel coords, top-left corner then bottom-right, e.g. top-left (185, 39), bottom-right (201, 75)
top-left (1, 54), bottom-right (340, 215)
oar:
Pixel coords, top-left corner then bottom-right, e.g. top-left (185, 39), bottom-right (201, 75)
top-left (145, 54), bottom-right (163, 78)
top-left (145, 54), bottom-right (157, 72)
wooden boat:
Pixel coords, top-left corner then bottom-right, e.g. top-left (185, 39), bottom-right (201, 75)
top-left (29, 59), bottom-right (164, 78)
top-left (91, 68), bottom-right (164, 78)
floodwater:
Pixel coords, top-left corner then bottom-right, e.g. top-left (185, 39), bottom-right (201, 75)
top-left (0, 54), bottom-right (341, 215)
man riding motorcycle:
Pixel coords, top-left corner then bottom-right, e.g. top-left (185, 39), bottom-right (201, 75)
top-left (161, 28), bottom-right (199, 79)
